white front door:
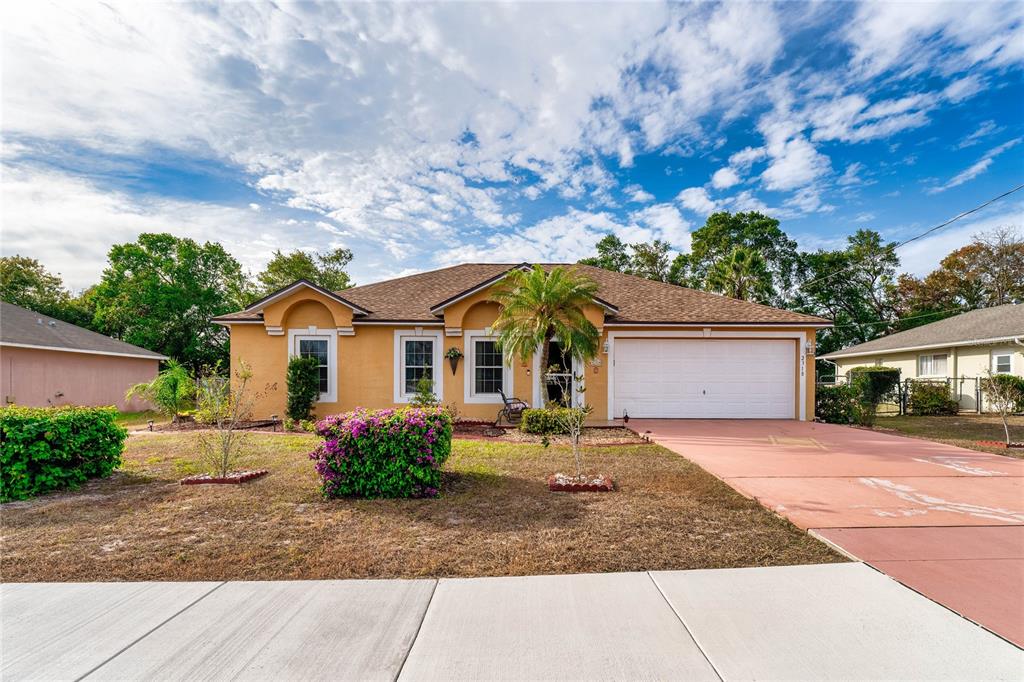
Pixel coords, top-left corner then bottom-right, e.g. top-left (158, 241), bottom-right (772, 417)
top-left (612, 338), bottom-right (796, 418)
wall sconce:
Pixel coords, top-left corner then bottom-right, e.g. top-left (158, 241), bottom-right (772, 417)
top-left (602, 340), bottom-right (610, 354)
top-left (804, 342), bottom-right (814, 354)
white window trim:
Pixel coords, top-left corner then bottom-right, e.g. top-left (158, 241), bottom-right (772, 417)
top-left (463, 330), bottom-right (513, 404)
top-left (991, 349), bottom-right (1014, 375)
top-left (287, 327), bottom-right (338, 403)
top-left (393, 329), bottom-right (443, 403)
top-left (917, 352), bottom-right (948, 378)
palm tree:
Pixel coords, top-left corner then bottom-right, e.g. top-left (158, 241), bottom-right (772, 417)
top-left (707, 246), bottom-right (772, 302)
top-left (490, 265), bottom-right (601, 403)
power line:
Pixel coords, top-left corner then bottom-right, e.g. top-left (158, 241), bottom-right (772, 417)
top-left (801, 182), bottom-right (1024, 290)
top-left (826, 305), bottom-right (975, 330)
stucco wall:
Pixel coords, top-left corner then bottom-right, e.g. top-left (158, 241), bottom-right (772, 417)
top-left (831, 344), bottom-right (1023, 379)
top-left (227, 287), bottom-right (817, 421)
top-left (1, 346), bottom-right (159, 411)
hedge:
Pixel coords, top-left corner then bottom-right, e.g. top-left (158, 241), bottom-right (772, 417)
top-left (815, 384), bottom-right (858, 424)
top-left (1, 406), bottom-right (127, 502)
top-left (520, 408), bottom-right (574, 434)
top-left (908, 382), bottom-right (958, 416)
top-left (310, 406), bottom-right (452, 498)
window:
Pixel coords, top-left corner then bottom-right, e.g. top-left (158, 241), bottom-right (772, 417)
top-left (992, 351), bottom-right (1012, 374)
top-left (918, 353), bottom-right (948, 377)
top-left (404, 339), bottom-right (434, 394)
top-left (299, 339), bottom-right (329, 394)
top-left (289, 330), bottom-right (336, 403)
top-left (474, 340), bottom-right (503, 395)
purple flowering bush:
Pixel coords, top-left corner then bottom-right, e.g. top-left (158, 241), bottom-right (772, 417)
top-left (310, 406), bottom-right (452, 498)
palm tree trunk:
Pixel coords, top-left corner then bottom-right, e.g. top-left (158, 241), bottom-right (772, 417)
top-left (539, 331), bottom-right (552, 406)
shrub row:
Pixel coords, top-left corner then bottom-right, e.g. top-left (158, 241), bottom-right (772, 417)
top-left (815, 384), bottom-right (859, 424)
top-left (310, 406), bottom-right (452, 499)
top-left (0, 406), bottom-right (127, 502)
top-left (907, 382), bottom-right (959, 416)
top-left (519, 408), bottom-right (574, 434)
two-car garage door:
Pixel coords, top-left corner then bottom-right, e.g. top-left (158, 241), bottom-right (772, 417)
top-left (612, 338), bottom-right (796, 419)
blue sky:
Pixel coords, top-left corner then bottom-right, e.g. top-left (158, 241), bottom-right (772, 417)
top-left (2, 1), bottom-right (1022, 290)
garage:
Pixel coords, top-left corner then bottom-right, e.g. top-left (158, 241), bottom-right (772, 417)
top-left (612, 338), bottom-right (796, 419)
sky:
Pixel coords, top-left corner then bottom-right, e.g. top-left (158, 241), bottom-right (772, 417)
top-left (2, 1), bottom-right (1023, 291)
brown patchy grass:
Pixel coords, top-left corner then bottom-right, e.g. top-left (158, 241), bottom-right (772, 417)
top-left (1, 433), bottom-right (843, 582)
top-left (874, 414), bottom-right (1024, 458)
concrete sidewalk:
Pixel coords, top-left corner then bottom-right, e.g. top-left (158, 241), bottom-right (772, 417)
top-left (2, 564), bottom-right (1020, 681)
top-left (632, 418), bottom-right (1024, 647)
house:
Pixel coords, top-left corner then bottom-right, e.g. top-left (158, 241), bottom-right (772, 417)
top-left (0, 302), bottom-right (166, 411)
top-left (821, 303), bottom-right (1023, 410)
top-left (212, 264), bottom-right (830, 421)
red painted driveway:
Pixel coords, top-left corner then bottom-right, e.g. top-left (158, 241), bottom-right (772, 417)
top-left (633, 419), bottom-right (1024, 647)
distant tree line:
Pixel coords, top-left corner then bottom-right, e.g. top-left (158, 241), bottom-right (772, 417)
top-left (0, 234), bottom-right (353, 370)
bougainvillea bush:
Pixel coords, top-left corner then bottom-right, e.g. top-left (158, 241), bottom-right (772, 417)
top-left (1, 406), bottom-right (127, 502)
top-left (310, 406), bottom-right (452, 499)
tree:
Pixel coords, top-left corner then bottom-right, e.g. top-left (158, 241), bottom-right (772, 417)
top-left (0, 256), bottom-right (95, 327)
top-left (687, 211), bottom-right (801, 304)
top-left (196, 360), bottom-right (268, 477)
top-left (578, 235), bottom-right (631, 273)
top-left (125, 359), bottom-right (195, 422)
top-left (491, 266), bottom-right (600, 404)
top-left (629, 240), bottom-right (672, 282)
top-left (92, 233), bottom-right (252, 370)
top-left (257, 247), bottom-right (353, 294)
top-left (982, 371), bottom-right (1024, 446)
top-left (706, 246), bottom-right (773, 302)
top-left (795, 229), bottom-right (901, 359)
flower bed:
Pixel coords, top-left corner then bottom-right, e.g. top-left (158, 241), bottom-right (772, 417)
top-left (547, 473), bottom-right (614, 493)
top-left (180, 470), bottom-right (268, 485)
top-left (976, 440), bottom-right (1024, 449)
top-left (310, 406), bottom-right (452, 498)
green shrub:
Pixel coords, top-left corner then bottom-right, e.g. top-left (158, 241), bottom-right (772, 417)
top-left (983, 374), bottom-right (1024, 413)
top-left (907, 381), bottom-right (958, 415)
top-left (0, 406), bottom-right (127, 502)
top-left (848, 366), bottom-right (901, 426)
top-left (410, 374), bottom-right (439, 407)
top-left (286, 355), bottom-right (320, 421)
top-left (520, 407), bottom-right (574, 434)
top-left (815, 384), bottom-right (858, 424)
top-left (310, 406), bottom-right (452, 498)
top-left (125, 359), bottom-right (195, 422)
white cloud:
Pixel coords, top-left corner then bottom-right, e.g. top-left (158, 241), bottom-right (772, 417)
top-left (926, 138), bottom-right (1022, 194)
top-left (943, 74), bottom-right (985, 103)
top-left (624, 184), bottom-right (655, 203)
top-left (837, 162), bottom-right (868, 186)
top-left (728, 146), bottom-right (767, 170)
top-left (956, 120), bottom-right (1002, 149)
top-left (853, 212), bottom-right (875, 223)
top-left (760, 134), bottom-right (831, 191)
top-left (710, 166), bottom-right (741, 189)
top-left (676, 187), bottom-right (719, 215)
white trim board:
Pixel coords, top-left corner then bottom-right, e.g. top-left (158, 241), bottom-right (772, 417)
top-left (823, 334), bottom-right (1024, 360)
top-left (605, 330), bottom-right (807, 421)
top-left (0, 342), bottom-right (167, 361)
top-left (393, 329), bottom-right (444, 404)
top-left (287, 327), bottom-right (338, 403)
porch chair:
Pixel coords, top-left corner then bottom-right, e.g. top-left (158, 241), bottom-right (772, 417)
top-left (496, 389), bottom-right (529, 425)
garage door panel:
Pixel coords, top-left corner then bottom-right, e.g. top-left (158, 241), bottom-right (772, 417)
top-left (613, 338), bottom-right (795, 419)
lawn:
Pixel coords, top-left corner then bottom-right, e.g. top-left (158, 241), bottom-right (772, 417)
top-left (114, 410), bottom-right (170, 429)
top-left (875, 414), bottom-right (1024, 457)
top-left (0, 432), bottom-right (843, 582)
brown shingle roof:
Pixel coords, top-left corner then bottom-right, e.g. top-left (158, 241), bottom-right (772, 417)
top-left (215, 263), bottom-right (830, 326)
top-left (0, 302), bottom-right (167, 359)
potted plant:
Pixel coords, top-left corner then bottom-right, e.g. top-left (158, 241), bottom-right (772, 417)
top-left (445, 347), bottom-right (463, 374)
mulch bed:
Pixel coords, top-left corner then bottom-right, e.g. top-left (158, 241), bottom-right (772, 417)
top-left (453, 422), bottom-right (647, 447)
top-left (181, 470), bottom-right (269, 485)
top-left (154, 419), bottom-right (296, 433)
top-left (976, 440), bottom-right (1023, 449)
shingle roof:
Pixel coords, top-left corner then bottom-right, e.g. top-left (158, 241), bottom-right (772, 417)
top-left (822, 303), bottom-right (1024, 359)
top-left (215, 263), bottom-right (829, 326)
top-left (0, 302), bottom-right (166, 359)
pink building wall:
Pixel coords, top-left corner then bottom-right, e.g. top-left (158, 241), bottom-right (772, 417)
top-left (1, 347), bottom-right (160, 411)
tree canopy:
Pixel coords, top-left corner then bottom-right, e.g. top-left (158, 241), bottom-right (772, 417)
top-left (256, 247), bottom-right (354, 295)
top-left (0, 255), bottom-right (96, 328)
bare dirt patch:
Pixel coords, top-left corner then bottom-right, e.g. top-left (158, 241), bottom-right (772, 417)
top-left (1, 432), bottom-right (844, 582)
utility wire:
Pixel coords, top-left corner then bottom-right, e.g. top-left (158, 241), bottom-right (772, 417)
top-left (826, 305), bottom-right (975, 330)
top-left (800, 182), bottom-right (1024, 290)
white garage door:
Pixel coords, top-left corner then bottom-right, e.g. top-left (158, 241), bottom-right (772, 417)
top-left (612, 338), bottom-right (796, 419)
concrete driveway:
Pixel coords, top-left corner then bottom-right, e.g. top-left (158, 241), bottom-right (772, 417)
top-left (631, 419), bottom-right (1024, 648)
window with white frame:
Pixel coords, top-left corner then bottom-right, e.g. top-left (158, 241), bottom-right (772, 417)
top-left (992, 350), bottom-right (1013, 374)
top-left (291, 331), bottom-right (336, 402)
top-left (918, 353), bottom-right (948, 377)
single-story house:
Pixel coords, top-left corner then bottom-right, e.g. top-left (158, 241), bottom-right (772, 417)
top-left (1, 301), bottom-right (166, 411)
top-left (821, 303), bottom-right (1023, 410)
top-left (213, 264), bottom-right (829, 421)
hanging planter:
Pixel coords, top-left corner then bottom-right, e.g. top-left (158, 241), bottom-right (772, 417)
top-left (445, 347), bottom-right (463, 375)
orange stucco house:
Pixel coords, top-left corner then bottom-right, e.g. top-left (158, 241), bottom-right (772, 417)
top-left (213, 264), bottom-right (830, 421)
top-left (1, 302), bottom-right (165, 411)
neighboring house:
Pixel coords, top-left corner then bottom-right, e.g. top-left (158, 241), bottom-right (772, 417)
top-left (212, 264), bottom-right (829, 421)
top-left (0, 302), bottom-right (166, 411)
top-left (821, 303), bottom-right (1023, 411)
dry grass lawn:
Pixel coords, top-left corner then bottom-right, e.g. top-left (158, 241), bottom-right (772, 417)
top-left (875, 414), bottom-right (1024, 458)
top-left (1, 432), bottom-right (843, 582)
